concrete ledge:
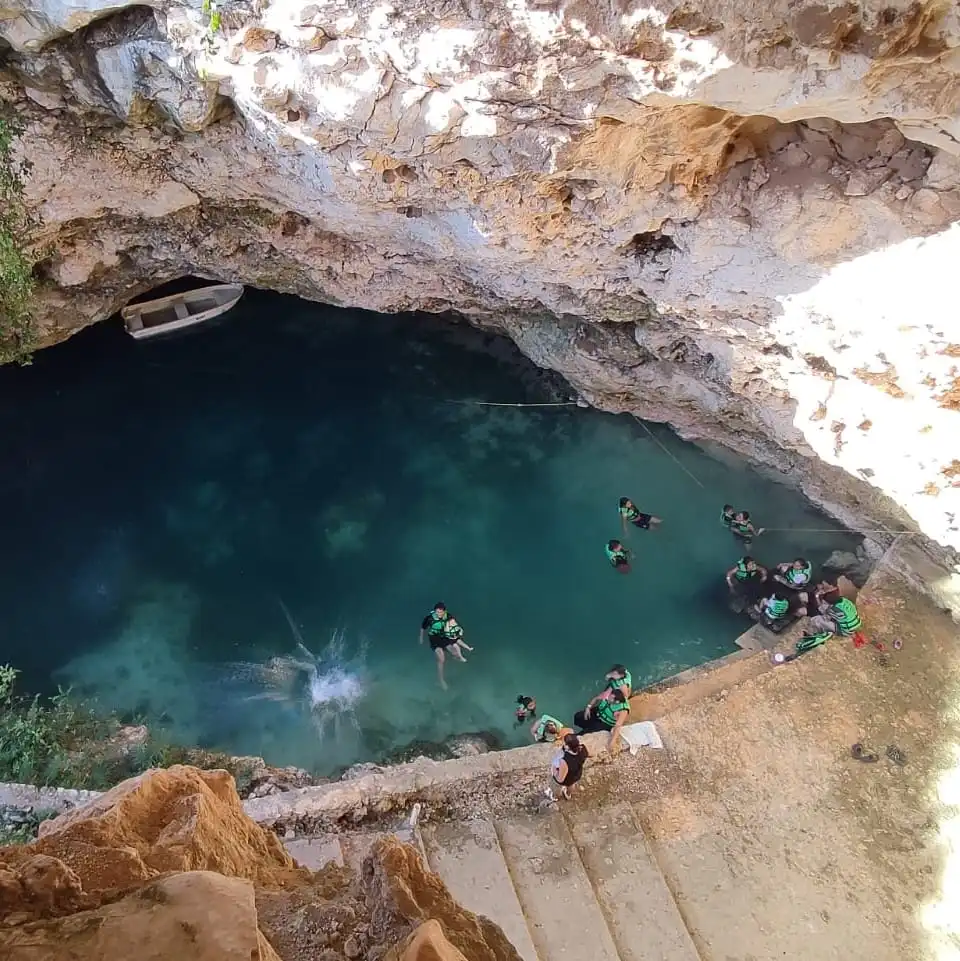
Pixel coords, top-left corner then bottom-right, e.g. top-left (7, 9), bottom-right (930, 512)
top-left (0, 781), bottom-right (103, 812)
top-left (243, 730), bottom-right (622, 825)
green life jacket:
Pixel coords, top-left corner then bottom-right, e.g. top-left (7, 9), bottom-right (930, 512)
top-left (605, 544), bottom-right (627, 565)
top-left (596, 696), bottom-right (629, 727)
top-left (721, 509), bottom-right (735, 527)
top-left (607, 670), bottom-right (632, 695)
top-left (534, 714), bottom-right (565, 741)
top-left (734, 559), bottom-right (756, 582)
top-left (619, 503), bottom-right (639, 521)
top-left (444, 622), bottom-right (464, 642)
top-left (832, 597), bottom-right (862, 634)
top-left (786, 563), bottom-right (812, 586)
top-left (796, 631), bottom-right (831, 654)
top-left (765, 597), bottom-right (789, 619)
top-left (426, 611), bottom-right (448, 636)
top-left (732, 519), bottom-right (752, 535)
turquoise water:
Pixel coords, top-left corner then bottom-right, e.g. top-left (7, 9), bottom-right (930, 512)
top-left (0, 291), bottom-right (861, 773)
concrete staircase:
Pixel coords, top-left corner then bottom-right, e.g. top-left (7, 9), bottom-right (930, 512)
top-left (286, 802), bottom-right (701, 961)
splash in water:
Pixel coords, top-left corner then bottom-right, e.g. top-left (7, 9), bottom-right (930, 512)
top-left (226, 599), bottom-right (366, 743)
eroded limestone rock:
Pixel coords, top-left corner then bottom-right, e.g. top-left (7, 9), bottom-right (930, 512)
top-left (0, 0), bottom-right (958, 554)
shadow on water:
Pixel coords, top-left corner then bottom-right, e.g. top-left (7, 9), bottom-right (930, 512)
top-left (0, 290), bottom-right (864, 772)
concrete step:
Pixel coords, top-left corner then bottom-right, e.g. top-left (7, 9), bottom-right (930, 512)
top-left (495, 811), bottom-right (621, 961)
top-left (339, 826), bottom-right (425, 878)
top-left (562, 802), bottom-right (700, 961)
top-left (283, 834), bottom-right (345, 871)
top-left (421, 818), bottom-right (540, 961)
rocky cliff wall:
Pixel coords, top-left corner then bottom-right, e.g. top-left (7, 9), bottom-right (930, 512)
top-left (1, 0), bottom-right (959, 550)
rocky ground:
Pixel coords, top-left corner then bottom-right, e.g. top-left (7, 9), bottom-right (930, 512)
top-left (0, 766), bottom-right (518, 961)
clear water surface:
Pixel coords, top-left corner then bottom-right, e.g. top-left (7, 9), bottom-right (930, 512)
top-left (0, 291), bottom-right (861, 773)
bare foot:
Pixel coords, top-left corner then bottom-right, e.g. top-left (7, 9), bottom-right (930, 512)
top-left (439, 677), bottom-right (448, 690)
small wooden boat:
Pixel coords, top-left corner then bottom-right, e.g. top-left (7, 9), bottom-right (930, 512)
top-left (122, 283), bottom-right (244, 340)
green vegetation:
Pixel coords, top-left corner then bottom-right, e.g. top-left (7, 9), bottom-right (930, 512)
top-left (0, 665), bottom-right (253, 792)
top-left (0, 114), bottom-right (40, 365)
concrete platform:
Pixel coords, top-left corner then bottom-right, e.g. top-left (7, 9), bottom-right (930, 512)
top-left (283, 835), bottom-right (344, 871)
top-left (562, 802), bottom-right (700, 961)
top-left (421, 818), bottom-right (540, 961)
top-left (496, 811), bottom-right (620, 961)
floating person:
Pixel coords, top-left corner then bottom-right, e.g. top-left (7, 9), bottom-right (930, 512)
top-left (730, 510), bottom-right (764, 544)
top-left (619, 497), bottom-right (662, 534)
top-left (546, 733), bottom-right (590, 801)
top-left (574, 688), bottom-right (630, 750)
top-left (419, 602), bottom-right (470, 689)
top-left (773, 557), bottom-right (813, 591)
top-left (515, 694), bottom-right (537, 724)
top-left (605, 539), bottom-right (632, 574)
top-left (807, 587), bottom-right (863, 637)
top-left (419, 602), bottom-right (450, 646)
top-left (720, 504), bottom-right (736, 528)
top-left (530, 713), bottom-right (570, 743)
top-left (605, 664), bottom-right (632, 699)
top-left (726, 555), bottom-right (769, 608)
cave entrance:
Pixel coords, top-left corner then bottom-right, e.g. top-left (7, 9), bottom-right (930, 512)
top-left (0, 291), bottom-right (862, 773)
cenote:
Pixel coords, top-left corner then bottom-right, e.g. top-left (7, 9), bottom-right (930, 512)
top-left (0, 290), bottom-right (861, 774)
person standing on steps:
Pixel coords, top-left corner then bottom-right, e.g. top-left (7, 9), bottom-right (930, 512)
top-left (547, 733), bottom-right (590, 801)
top-left (619, 497), bottom-right (662, 535)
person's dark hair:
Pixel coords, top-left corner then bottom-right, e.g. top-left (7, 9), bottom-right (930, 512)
top-left (743, 555), bottom-right (755, 565)
top-left (771, 590), bottom-right (789, 602)
top-left (434, 601), bottom-right (446, 611)
top-left (619, 497), bottom-right (630, 508)
top-left (795, 557), bottom-right (809, 566)
top-left (563, 733), bottom-right (582, 753)
top-left (611, 689), bottom-right (627, 704)
top-left (723, 504), bottom-right (734, 512)
top-left (608, 539), bottom-right (622, 549)
top-left (741, 510), bottom-right (751, 520)
top-left (608, 664), bottom-right (626, 677)
top-left (544, 720), bottom-right (558, 733)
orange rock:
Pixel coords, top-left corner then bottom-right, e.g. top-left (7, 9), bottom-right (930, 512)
top-left (366, 836), bottom-right (522, 961)
top-left (0, 870), bottom-right (281, 961)
top-left (1, 766), bottom-right (302, 903)
top-left (0, 855), bottom-right (86, 924)
top-left (385, 919), bottom-right (470, 961)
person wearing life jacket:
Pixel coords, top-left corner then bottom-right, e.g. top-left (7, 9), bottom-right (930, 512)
top-left (418, 603), bottom-right (470, 689)
top-left (720, 504), bottom-right (736, 528)
top-left (573, 688), bottom-right (630, 750)
top-left (605, 664), bottom-right (632, 699)
top-left (774, 557), bottom-right (813, 590)
top-left (530, 714), bottom-right (571, 743)
top-left (605, 539), bottom-right (631, 573)
top-left (809, 588), bottom-right (863, 637)
top-left (619, 497), bottom-right (662, 534)
top-left (757, 589), bottom-right (792, 624)
top-left (726, 555), bottom-right (768, 604)
top-left (730, 510), bottom-right (764, 544)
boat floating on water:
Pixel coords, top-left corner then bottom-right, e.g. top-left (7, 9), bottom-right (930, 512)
top-left (121, 283), bottom-right (244, 340)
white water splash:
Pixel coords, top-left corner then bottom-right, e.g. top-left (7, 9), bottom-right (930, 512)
top-left (227, 600), bottom-right (366, 743)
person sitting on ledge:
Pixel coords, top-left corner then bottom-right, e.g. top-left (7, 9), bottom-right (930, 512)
top-left (574, 688), bottom-right (630, 751)
top-left (774, 557), bottom-right (813, 591)
top-left (726, 555), bottom-right (768, 604)
top-left (605, 539), bottom-right (632, 573)
top-left (755, 588), bottom-right (808, 623)
top-left (808, 588), bottom-right (863, 637)
top-left (605, 663), bottom-right (632, 699)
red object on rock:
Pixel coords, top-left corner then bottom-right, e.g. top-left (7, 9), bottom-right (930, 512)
top-left (852, 631), bottom-right (868, 648)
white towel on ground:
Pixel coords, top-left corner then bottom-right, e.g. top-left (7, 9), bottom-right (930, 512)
top-left (619, 721), bottom-right (663, 754)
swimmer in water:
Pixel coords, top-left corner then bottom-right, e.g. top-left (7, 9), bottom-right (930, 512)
top-left (619, 497), bottom-right (662, 535)
top-left (605, 539), bottom-right (632, 574)
top-left (730, 510), bottom-right (764, 544)
top-left (516, 695), bottom-right (537, 724)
